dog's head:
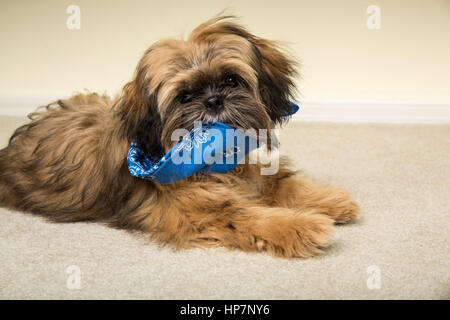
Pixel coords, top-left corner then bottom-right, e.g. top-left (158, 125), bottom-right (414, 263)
top-left (116, 15), bottom-right (298, 159)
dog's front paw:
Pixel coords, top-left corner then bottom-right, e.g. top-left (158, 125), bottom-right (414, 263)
top-left (252, 211), bottom-right (336, 258)
top-left (325, 190), bottom-right (360, 224)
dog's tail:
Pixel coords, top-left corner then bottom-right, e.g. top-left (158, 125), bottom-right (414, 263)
top-left (0, 148), bottom-right (13, 207)
top-left (0, 129), bottom-right (25, 209)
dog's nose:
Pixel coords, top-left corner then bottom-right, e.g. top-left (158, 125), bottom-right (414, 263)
top-left (205, 95), bottom-right (223, 111)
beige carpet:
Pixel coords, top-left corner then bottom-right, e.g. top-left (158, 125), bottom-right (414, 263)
top-left (0, 116), bottom-right (449, 299)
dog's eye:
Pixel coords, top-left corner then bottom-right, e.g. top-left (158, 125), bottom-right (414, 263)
top-left (180, 92), bottom-right (193, 104)
top-left (224, 75), bottom-right (238, 87)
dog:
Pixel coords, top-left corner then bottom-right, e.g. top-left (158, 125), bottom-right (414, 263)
top-left (0, 16), bottom-right (359, 258)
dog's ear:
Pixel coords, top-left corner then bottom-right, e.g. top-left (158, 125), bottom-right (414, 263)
top-left (251, 38), bottom-right (298, 124)
top-left (117, 62), bottom-right (164, 160)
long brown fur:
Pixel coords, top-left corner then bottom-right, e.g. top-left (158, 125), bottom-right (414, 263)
top-left (0, 16), bottom-right (359, 258)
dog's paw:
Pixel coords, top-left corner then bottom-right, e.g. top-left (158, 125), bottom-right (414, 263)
top-left (253, 211), bottom-right (336, 258)
top-left (325, 190), bottom-right (360, 224)
top-left (290, 212), bottom-right (336, 257)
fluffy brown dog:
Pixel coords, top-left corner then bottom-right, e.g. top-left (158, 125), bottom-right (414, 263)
top-left (0, 16), bottom-right (359, 258)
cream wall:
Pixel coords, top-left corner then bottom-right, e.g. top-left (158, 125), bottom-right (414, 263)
top-left (1, 0), bottom-right (449, 102)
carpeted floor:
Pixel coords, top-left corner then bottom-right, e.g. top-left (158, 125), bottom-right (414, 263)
top-left (0, 116), bottom-right (449, 299)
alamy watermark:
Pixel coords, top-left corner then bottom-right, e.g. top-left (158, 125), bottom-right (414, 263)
top-left (66, 5), bottom-right (81, 30)
top-left (170, 122), bottom-right (280, 175)
top-left (366, 265), bottom-right (381, 290)
top-left (66, 265), bottom-right (82, 290)
top-left (366, 5), bottom-right (381, 30)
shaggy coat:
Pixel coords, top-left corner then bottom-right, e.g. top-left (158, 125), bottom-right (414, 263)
top-left (0, 16), bottom-right (359, 258)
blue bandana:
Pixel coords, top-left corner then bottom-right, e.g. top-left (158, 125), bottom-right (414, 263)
top-left (127, 102), bottom-right (299, 184)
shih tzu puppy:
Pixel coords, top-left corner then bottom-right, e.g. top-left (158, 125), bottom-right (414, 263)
top-left (0, 16), bottom-right (359, 258)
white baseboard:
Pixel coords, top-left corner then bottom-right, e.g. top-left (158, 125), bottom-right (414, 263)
top-left (0, 94), bottom-right (449, 124)
top-left (293, 99), bottom-right (450, 124)
top-left (0, 94), bottom-right (65, 117)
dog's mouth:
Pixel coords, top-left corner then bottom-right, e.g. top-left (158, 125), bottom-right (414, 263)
top-left (200, 104), bottom-right (270, 131)
top-left (200, 110), bottom-right (236, 128)
top-left (201, 110), bottom-right (220, 123)
top-left (161, 96), bottom-right (273, 152)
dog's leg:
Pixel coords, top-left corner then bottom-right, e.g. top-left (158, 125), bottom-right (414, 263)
top-left (264, 175), bottom-right (360, 224)
top-left (141, 184), bottom-right (336, 258)
top-left (189, 206), bottom-right (336, 258)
